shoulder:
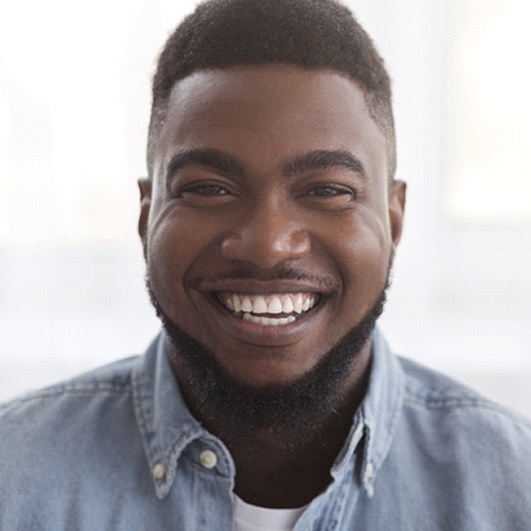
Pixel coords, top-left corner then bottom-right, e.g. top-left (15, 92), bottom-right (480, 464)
top-left (1, 355), bottom-right (137, 404)
top-left (399, 355), bottom-right (530, 422)
top-left (0, 355), bottom-right (151, 526)
top-left (356, 354), bottom-right (531, 529)
top-left (0, 355), bottom-right (139, 444)
top-left (396, 355), bottom-right (531, 466)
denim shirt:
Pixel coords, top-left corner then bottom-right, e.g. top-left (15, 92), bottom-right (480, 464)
top-left (1, 329), bottom-right (530, 530)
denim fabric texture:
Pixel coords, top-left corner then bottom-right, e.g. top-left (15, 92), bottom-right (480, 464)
top-left (1, 329), bottom-right (530, 530)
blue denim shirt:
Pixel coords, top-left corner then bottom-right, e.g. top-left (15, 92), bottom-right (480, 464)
top-left (1, 329), bottom-right (530, 530)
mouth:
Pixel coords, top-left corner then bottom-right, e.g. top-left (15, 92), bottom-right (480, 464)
top-left (215, 292), bottom-right (320, 327)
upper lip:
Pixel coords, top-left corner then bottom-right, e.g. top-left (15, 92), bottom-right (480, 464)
top-left (194, 279), bottom-right (330, 296)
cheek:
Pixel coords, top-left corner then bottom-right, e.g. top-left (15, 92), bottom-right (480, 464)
top-left (146, 216), bottom-right (214, 311)
top-left (322, 211), bottom-right (391, 312)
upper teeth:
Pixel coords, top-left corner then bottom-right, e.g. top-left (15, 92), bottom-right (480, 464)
top-left (223, 293), bottom-right (317, 316)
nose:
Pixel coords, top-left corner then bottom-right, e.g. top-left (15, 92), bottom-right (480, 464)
top-left (220, 199), bottom-right (311, 268)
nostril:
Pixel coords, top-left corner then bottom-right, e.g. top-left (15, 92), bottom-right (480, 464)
top-left (220, 229), bottom-right (311, 266)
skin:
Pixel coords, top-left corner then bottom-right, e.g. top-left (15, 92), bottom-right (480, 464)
top-left (139, 65), bottom-right (406, 507)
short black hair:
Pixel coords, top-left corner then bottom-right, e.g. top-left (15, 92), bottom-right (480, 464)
top-left (148, 0), bottom-right (396, 179)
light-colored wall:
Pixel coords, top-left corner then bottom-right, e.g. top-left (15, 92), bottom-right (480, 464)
top-left (1, 0), bottom-right (529, 417)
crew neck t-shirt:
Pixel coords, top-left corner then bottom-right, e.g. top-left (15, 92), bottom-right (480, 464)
top-left (233, 495), bottom-right (307, 531)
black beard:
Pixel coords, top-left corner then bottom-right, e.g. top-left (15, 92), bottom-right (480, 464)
top-left (147, 278), bottom-right (388, 447)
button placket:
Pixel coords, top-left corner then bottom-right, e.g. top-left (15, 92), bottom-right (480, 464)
top-left (153, 462), bottom-right (166, 480)
top-left (199, 449), bottom-right (218, 469)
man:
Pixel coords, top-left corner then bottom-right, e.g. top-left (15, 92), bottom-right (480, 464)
top-left (1, 0), bottom-right (530, 529)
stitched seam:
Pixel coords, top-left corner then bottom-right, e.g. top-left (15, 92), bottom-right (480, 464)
top-left (0, 383), bottom-right (132, 411)
top-left (373, 379), bottom-right (404, 472)
top-left (404, 392), bottom-right (505, 412)
top-left (402, 395), bottom-right (531, 432)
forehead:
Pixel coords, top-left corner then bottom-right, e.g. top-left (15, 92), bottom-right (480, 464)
top-left (154, 65), bottom-right (387, 181)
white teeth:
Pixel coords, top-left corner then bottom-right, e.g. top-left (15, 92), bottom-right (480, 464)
top-left (241, 313), bottom-right (298, 326)
top-left (268, 296), bottom-right (283, 314)
top-left (293, 295), bottom-right (304, 314)
top-left (253, 296), bottom-right (268, 314)
top-left (223, 293), bottom-right (318, 324)
top-left (241, 297), bottom-right (253, 312)
top-left (282, 297), bottom-right (294, 313)
top-left (233, 295), bottom-right (242, 313)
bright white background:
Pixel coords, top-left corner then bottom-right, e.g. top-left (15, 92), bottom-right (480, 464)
top-left (1, 0), bottom-right (530, 416)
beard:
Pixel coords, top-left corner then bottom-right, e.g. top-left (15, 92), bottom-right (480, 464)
top-left (146, 275), bottom-right (389, 447)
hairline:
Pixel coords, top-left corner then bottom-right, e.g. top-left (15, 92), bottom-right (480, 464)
top-left (147, 64), bottom-right (397, 182)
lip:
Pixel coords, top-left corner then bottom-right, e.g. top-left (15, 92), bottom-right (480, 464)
top-left (194, 278), bottom-right (328, 295)
top-left (193, 280), bottom-right (331, 346)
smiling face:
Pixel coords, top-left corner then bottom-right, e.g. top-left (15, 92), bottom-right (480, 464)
top-left (140, 65), bottom-right (405, 391)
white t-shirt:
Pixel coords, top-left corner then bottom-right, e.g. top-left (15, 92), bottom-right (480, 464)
top-left (233, 494), bottom-right (307, 531)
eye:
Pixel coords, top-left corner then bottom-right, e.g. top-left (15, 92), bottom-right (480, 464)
top-left (302, 183), bottom-right (357, 210)
top-left (175, 181), bottom-right (237, 207)
top-left (308, 185), bottom-right (354, 197)
top-left (182, 184), bottom-right (228, 196)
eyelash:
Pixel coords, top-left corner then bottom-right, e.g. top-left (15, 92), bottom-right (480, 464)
top-left (307, 184), bottom-right (355, 198)
top-left (172, 181), bottom-right (358, 209)
top-left (181, 184), bottom-right (229, 196)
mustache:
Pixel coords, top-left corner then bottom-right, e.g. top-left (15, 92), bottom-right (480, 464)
top-left (186, 267), bottom-right (340, 291)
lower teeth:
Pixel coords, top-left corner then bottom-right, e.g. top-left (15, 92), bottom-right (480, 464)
top-left (241, 313), bottom-right (297, 326)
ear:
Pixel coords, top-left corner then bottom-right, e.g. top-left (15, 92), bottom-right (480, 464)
top-left (388, 179), bottom-right (406, 249)
top-left (138, 178), bottom-right (152, 257)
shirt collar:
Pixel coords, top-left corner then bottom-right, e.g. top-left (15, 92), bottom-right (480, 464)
top-left (132, 328), bottom-right (404, 499)
top-left (358, 328), bottom-right (405, 496)
top-left (132, 334), bottom-right (210, 499)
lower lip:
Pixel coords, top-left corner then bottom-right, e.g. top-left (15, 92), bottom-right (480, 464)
top-left (203, 296), bottom-right (323, 346)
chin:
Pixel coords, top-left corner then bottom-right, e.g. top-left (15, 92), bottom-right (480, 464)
top-left (146, 276), bottom-right (388, 442)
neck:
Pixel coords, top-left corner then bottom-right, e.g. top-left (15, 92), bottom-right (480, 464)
top-left (230, 392), bottom-right (364, 508)
top-left (171, 343), bottom-right (372, 508)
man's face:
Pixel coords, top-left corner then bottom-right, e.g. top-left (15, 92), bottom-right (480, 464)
top-left (140, 65), bottom-right (405, 389)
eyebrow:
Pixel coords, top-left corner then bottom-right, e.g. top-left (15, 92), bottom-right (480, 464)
top-left (165, 147), bottom-right (366, 182)
top-left (166, 148), bottom-right (245, 181)
top-left (283, 150), bottom-right (366, 178)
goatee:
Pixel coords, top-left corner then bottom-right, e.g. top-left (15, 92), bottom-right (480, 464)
top-left (147, 278), bottom-right (388, 447)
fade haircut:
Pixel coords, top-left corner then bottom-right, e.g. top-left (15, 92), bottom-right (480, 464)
top-left (148, 0), bottom-right (396, 179)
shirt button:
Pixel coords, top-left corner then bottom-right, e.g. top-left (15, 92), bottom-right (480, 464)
top-left (365, 462), bottom-right (374, 479)
top-left (153, 462), bottom-right (166, 480)
top-left (199, 450), bottom-right (218, 469)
